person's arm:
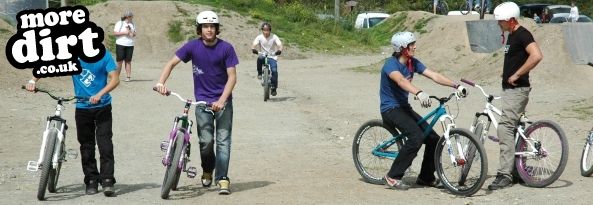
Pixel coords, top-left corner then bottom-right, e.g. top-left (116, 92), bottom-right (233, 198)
top-left (25, 77), bottom-right (40, 92)
top-left (90, 70), bottom-right (120, 104)
top-left (508, 42), bottom-right (542, 86)
top-left (275, 35), bottom-right (283, 53)
top-left (113, 21), bottom-right (130, 36)
top-left (155, 56), bottom-right (182, 95)
top-left (212, 67), bottom-right (237, 111)
top-left (421, 69), bottom-right (459, 88)
top-left (388, 70), bottom-right (422, 95)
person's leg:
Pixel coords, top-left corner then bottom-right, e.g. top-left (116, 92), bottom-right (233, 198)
top-left (75, 108), bottom-right (99, 194)
top-left (381, 107), bottom-right (425, 179)
top-left (412, 110), bottom-right (439, 183)
top-left (124, 46), bottom-right (134, 80)
top-left (115, 45), bottom-right (125, 75)
top-left (195, 106), bottom-right (215, 186)
top-left (490, 87), bottom-right (530, 189)
top-left (94, 106), bottom-right (115, 184)
top-left (269, 59), bottom-right (278, 89)
top-left (213, 102), bottom-right (233, 181)
top-left (256, 56), bottom-right (264, 77)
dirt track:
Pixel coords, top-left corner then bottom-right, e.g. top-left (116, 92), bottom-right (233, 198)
top-left (2, 1), bottom-right (593, 204)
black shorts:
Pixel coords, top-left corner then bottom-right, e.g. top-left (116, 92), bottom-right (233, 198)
top-left (116, 45), bottom-right (134, 62)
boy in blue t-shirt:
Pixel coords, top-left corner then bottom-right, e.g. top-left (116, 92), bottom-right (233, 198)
top-left (155, 10), bottom-right (238, 195)
top-left (26, 51), bottom-right (120, 197)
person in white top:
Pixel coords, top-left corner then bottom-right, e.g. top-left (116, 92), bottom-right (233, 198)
top-left (251, 22), bottom-right (283, 96)
top-left (569, 1), bottom-right (579, 23)
top-left (113, 10), bottom-right (136, 82)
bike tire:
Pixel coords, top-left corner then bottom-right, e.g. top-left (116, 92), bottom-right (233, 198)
top-left (160, 131), bottom-right (184, 199)
top-left (263, 66), bottom-right (270, 101)
top-left (438, 1), bottom-right (449, 15)
top-left (37, 126), bottom-right (57, 200)
top-left (580, 132), bottom-right (593, 177)
top-left (460, 3), bottom-right (471, 15)
top-left (171, 131), bottom-right (186, 191)
top-left (435, 128), bottom-right (487, 196)
top-left (515, 120), bottom-right (568, 187)
top-left (48, 121), bottom-right (63, 193)
top-left (352, 119), bottom-right (401, 185)
top-left (458, 122), bottom-right (484, 185)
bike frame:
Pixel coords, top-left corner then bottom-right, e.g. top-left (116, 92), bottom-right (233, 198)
top-left (259, 52), bottom-right (273, 86)
top-left (373, 94), bottom-right (465, 164)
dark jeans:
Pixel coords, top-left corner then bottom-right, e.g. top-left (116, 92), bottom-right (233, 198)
top-left (381, 105), bottom-right (439, 182)
top-left (196, 102), bottom-right (233, 181)
top-left (75, 105), bottom-right (115, 185)
top-left (257, 56), bottom-right (279, 88)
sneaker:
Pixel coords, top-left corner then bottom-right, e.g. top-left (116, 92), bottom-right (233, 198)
top-left (85, 180), bottom-right (98, 195)
top-left (271, 89), bottom-right (277, 96)
top-left (201, 172), bottom-right (212, 187)
top-left (384, 175), bottom-right (409, 190)
top-left (218, 179), bottom-right (230, 195)
top-left (124, 77), bottom-right (130, 82)
top-left (487, 174), bottom-right (513, 190)
top-left (416, 178), bottom-right (443, 189)
top-left (257, 74), bottom-right (262, 80)
top-left (102, 179), bottom-right (115, 197)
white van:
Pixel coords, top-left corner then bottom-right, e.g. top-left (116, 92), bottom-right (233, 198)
top-left (355, 12), bottom-right (390, 29)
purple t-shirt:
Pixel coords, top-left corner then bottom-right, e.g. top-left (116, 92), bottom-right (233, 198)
top-left (175, 38), bottom-right (239, 103)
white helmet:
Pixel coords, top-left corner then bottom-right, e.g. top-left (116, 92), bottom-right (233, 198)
top-left (390, 31), bottom-right (416, 52)
top-left (196, 10), bottom-right (219, 25)
top-left (493, 2), bottom-right (520, 21)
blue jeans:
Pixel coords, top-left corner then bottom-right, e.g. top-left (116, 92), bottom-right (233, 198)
top-left (195, 101), bottom-right (233, 181)
top-left (257, 56), bottom-right (279, 88)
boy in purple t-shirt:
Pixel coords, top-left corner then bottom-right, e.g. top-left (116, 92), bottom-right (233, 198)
top-left (155, 10), bottom-right (238, 195)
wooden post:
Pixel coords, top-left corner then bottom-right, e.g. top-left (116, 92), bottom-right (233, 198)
top-left (334, 0), bottom-right (340, 21)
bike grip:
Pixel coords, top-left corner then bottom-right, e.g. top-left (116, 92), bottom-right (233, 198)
top-left (460, 78), bottom-right (475, 87)
top-left (152, 87), bottom-right (171, 96)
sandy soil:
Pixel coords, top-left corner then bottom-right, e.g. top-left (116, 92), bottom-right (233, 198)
top-left (1, 1), bottom-right (593, 204)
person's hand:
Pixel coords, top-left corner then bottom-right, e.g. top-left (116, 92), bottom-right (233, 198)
top-left (416, 91), bottom-right (431, 108)
top-left (275, 50), bottom-right (282, 55)
top-left (456, 85), bottom-right (468, 98)
top-left (89, 95), bottom-right (101, 104)
top-left (25, 79), bottom-right (36, 92)
top-left (155, 83), bottom-right (169, 96)
top-left (508, 74), bottom-right (519, 86)
top-left (211, 100), bottom-right (226, 112)
top-left (252, 49), bottom-right (258, 54)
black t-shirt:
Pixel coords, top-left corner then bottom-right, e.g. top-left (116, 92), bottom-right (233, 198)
top-left (502, 26), bottom-right (535, 89)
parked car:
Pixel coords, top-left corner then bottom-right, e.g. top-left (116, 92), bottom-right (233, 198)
top-left (549, 13), bottom-right (593, 23)
top-left (354, 12), bottom-right (389, 29)
top-left (519, 3), bottom-right (550, 18)
top-left (540, 5), bottom-right (571, 23)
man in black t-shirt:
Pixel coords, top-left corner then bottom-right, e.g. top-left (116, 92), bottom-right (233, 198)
top-left (489, 1), bottom-right (543, 191)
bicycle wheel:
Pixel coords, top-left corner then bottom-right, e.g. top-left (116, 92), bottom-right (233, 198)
top-left (581, 131), bottom-right (593, 177)
top-left (48, 122), bottom-right (63, 193)
top-left (435, 128), bottom-right (487, 196)
top-left (37, 124), bottom-right (57, 200)
top-left (263, 66), bottom-right (270, 102)
top-left (460, 2), bottom-right (471, 15)
top-left (161, 130), bottom-right (184, 199)
top-left (437, 1), bottom-right (449, 15)
top-left (352, 119), bottom-right (401, 185)
top-left (515, 120), bottom-right (568, 187)
top-left (171, 131), bottom-right (186, 191)
top-left (458, 121), bottom-right (485, 185)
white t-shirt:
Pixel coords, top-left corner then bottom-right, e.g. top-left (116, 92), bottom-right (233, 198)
top-left (253, 34), bottom-right (282, 60)
top-left (569, 6), bottom-right (579, 22)
top-left (114, 20), bottom-right (136, 46)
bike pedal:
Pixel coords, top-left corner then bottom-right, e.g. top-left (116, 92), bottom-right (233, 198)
top-left (66, 149), bottom-right (78, 159)
top-left (26, 161), bottom-right (39, 172)
top-left (160, 140), bottom-right (169, 152)
top-left (186, 166), bottom-right (197, 178)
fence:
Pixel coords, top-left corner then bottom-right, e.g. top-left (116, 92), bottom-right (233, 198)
top-left (0, 0), bottom-right (48, 25)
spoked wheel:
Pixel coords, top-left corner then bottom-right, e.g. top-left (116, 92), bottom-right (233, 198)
top-left (352, 120), bottom-right (401, 185)
top-left (581, 131), bottom-right (593, 177)
top-left (437, 1), bottom-right (449, 15)
top-left (436, 128), bottom-right (487, 196)
top-left (161, 131), bottom-right (184, 199)
top-left (37, 123), bottom-right (58, 200)
top-left (263, 66), bottom-right (270, 102)
top-left (48, 122), bottom-right (63, 193)
top-left (460, 2), bottom-right (472, 15)
top-left (515, 120), bottom-right (568, 187)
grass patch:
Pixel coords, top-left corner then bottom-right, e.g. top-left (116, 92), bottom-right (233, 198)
top-left (0, 28), bottom-right (10, 35)
top-left (413, 16), bottom-right (435, 34)
top-left (350, 59), bottom-right (387, 74)
top-left (559, 99), bottom-right (593, 120)
top-left (105, 23), bottom-right (116, 52)
top-left (168, 20), bottom-right (184, 43)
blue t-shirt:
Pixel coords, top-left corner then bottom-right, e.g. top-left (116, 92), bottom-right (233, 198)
top-left (175, 38), bottom-right (239, 103)
top-left (72, 51), bottom-right (117, 109)
top-left (379, 57), bottom-right (426, 113)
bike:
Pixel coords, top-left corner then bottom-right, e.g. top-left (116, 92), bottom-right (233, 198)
top-left (426, 0), bottom-right (449, 15)
top-left (461, 79), bottom-right (568, 187)
top-left (255, 51), bottom-right (275, 102)
top-left (580, 127), bottom-right (593, 177)
top-left (24, 86), bottom-right (81, 200)
top-left (154, 88), bottom-right (209, 199)
top-left (460, 0), bottom-right (486, 19)
top-left (352, 92), bottom-right (487, 196)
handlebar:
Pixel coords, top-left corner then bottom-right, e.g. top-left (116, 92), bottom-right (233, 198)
top-left (22, 85), bottom-right (90, 102)
top-left (429, 92), bottom-right (458, 105)
top-left (460, 78), bottom-right (501, 100)
top-left (152, 87), bottom-right (208, 106)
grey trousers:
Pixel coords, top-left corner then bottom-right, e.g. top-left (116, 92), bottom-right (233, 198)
top-left (496, 87), bottom-right (531, 176)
